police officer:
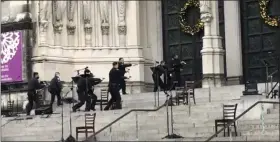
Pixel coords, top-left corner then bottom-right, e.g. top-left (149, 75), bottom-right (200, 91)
top-left (72, 69), bottom-right (92, 112)
top-left (118, 58), bottom-right (132, 95)
top-left (170, 55), bottom-right (186, 87)
top-left (26, 72), bottom-right (45, 115)
top-left (88, 75), bottom-right (102, 111)
top-left (151, 61), bottom-right (166, 92)
top-left (49, 72), bottom-right (63, 106)
top-left (104, 62), bottom-right (125, 110)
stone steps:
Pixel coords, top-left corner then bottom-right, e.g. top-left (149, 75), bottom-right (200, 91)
top-left (150, 135), bottom-right (279, 141)
top-left (98, 129), bottom-right (280, 141)
top-left (267, 108), bottom-right (279, 114)
top-left (2, 85), bottom-right (278, 142)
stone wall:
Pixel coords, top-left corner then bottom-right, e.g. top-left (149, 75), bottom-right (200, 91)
top-left (28, 1), bottom-right (164, 93)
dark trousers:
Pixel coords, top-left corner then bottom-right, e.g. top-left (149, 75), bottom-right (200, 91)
top-left (50, 90), bottom-right (62, 105)
top-left (26, 92), bottom-right (39, 115)
top-left (104, 85), bottom-right (122, 110)
top-left (152, 74), bottom-right (165, 92)
top-left (174, 72), bottom-right (181, 87)
top-left (88, 90), bottom-right (97, 110)
top-left (73, 91), bottom-right (91, 111)
top-left (120, 79), bottom-right (127, 94)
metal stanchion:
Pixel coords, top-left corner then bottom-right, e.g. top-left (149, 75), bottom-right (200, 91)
top-left (109, 126), bottom-right (112, 141)
top-left (208, 78), bottom-right (212, 102)
top-left (162, 89), bottom-right (184, 139)
top-left (188, 90), bottom-right (191, 117)
top-left (135, 112), bottom-right (139, 141)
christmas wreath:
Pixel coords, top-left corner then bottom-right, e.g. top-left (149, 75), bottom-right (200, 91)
top-left (259, 0), bottom-right (279, 27)
top-left (179, 0), bottom-right (204, 35)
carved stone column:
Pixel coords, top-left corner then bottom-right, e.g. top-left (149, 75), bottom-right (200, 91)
top-left (117, 1), bottom-right (127, 47)
top-left (99, 1), bottom-right (109, 47)
top-left (52, 0), bottom-right (64, 45)
top-left (83, 1), bottom-right (92, 46)
top-left (39, 1), bottom-right (51, 45)
top-left (67, 0), bottom-right (76, 46)
top-left (200, 0), bottom-right (225, 88)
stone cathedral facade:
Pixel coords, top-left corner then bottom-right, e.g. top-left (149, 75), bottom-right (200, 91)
top-left (2, 0), bottom-right (280, 93)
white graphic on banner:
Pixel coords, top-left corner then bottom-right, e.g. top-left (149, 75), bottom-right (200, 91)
top-left (1, 31), bottom-right (20, 64)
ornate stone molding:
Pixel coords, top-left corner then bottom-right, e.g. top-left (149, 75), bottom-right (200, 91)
top-left (40, 21), bottom-right (49, 32)
top-left (118, 25), bottom-right (127, 35)
top-left (200, 0), bottom-right (212, 23)
top-left (201, 13), bottom-right (212, 23)
top-left (67, 21), bottom-right (76, 35)
top-left (84, 25), bottom-right (92, 34)
top-left (53, 22), bottom-right (63, 34)
top-left (101, 24), bottom-right (109, 35)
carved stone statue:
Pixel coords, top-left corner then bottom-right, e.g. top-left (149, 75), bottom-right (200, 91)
top-left (52, 0), bottom-right (64, 34)
top-left (117, 1), bottom-right (126, 24)
top-left (39, 1), bottom-right (51, 32)
top-left (83, 1), bottom-right (92, 46)
top-left (99, 1), bottom-right (109, 46)
top-left (99, 1), bottom-right (109, 24)
top-left (117, 0), bottom-right (126, 46)
top-left (83, 1), bottom-right (92, 32)
top-left (67, 0), bottom-right (76, 35)
top-left (117, 0), bottom-right (127, 35)
top-left (39, 1), bottom-right (51, 22)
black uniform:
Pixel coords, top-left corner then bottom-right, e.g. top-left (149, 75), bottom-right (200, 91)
top-left (151, 65), bottom-right (166, 92)
top-left (170, 59), bottom-right (184, 87)
top-left (27, 78), bottom-right (45, 115)
top-left (72, 76), bottom-right (91, 111)
top-left (88, 77), bottom-right (102, 110)
top-left (48, 76), bottom-right (62, 106)
top-left (104, 68), bottom-right (124, 110)
top-left (118, 62), bottom-right (132, 94)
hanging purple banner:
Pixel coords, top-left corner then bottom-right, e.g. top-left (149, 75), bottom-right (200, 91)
top-left (1, 31), bottom-right (23, 83)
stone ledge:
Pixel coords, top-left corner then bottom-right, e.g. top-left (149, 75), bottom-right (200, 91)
top-left (31, 56), bottom-right (146, 64)
top-left (38, 45), bottom-right (144, 50)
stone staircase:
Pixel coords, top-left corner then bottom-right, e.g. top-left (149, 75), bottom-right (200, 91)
top-left (1, 85), bottom-right (279, 141)
top-left (94, 102), bottom-right (279, 141)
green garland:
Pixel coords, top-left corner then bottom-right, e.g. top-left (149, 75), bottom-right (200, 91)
top-left (179, 0), bottom-right (204, 35)
top-left (259, 0), bottom-right (279, 27)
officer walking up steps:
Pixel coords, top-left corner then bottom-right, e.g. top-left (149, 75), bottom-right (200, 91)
top-left (104, 62), bottom-right (127, 110)
top-left (118, 57), bottom-right (132, 95)
top-left (48, 72), bottom-right (63, 106)
top-left (26, 72), bottom-right (46, 115)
